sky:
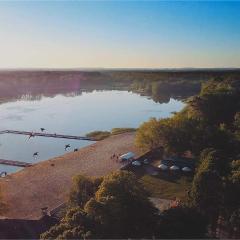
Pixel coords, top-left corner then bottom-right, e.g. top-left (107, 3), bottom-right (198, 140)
top-left (0, 1), bottom-right (240, 69)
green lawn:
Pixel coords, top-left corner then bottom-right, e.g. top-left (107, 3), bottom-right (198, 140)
top-left (140, 174), bottom-right (192, 200)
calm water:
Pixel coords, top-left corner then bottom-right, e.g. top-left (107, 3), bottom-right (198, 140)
top-left (0, 90), bottom-right (185, 173)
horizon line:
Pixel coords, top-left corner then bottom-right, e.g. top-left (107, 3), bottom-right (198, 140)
top-left (0, 67), bottom-right (240, 72)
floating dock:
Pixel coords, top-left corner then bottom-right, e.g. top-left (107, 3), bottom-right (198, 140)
top-left (0, 159), bottom-right (32, 167)
top-left (0, 130), bottom-right (95, 141)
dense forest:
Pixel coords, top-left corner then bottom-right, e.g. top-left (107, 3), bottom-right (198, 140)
top-left (135, 77), bottom-right (240, 238)
top-left (0, 69), bottom-right (240, 103)
top-left (39, 76), bottom-right (240, 239)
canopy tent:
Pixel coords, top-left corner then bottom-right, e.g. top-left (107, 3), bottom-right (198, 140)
top-left (182, 166), bottom-right (192, 172)
top-left (143, 159), bottom-right (149, 164)
top-left (119, 152), bottom-right (135, 161)
top-left (158, 164), bottom-right (168, 170)
top-left (132, 160), bottom-right (141, 166)
top-left (170, 165), bottom-right (180, 171)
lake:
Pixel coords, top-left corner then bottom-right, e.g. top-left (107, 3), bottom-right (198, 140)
top-left (0, 90), bottom-right (185, 173)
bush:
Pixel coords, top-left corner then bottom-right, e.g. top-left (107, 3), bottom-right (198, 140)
top-left (86, 128), bottom-right (136, 141)
top-left (86, 131), bottom-right (110, 140)
top-left (111, 128), bottom-right (136, 135)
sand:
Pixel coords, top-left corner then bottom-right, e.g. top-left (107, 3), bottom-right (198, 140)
top-left (0, 132), bottom-right (138, 220)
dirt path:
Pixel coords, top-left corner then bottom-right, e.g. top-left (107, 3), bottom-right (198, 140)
top-left (0, 132), bottom-right (138, 220)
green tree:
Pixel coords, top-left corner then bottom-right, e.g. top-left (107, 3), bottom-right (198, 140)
top-left (41, 171), bottom-right (159, 239)
top-left (69, 175), bottom-right (102, 208)
top-left (156, 207), bottom-right (208, 239)
top-left (135, 117), bottom-right (170, 151)
top-left (188, 79), bottom-right (240, 125)
top-left (189, 149), bottom-right (225, 209)
top-left (188, 149), bottom-right (225, 235)
top-left (41, 207), bottom-right (95, 239)
top-left (223, 160), bottom-right (240, 219)
top-left (136, 78), bottom-right (240, 156)
top-left (84, 171), bottom-right (158, 239)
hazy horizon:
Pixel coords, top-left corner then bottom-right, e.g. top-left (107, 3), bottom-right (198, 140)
top-left (0, 67), bottom-right (240, 71)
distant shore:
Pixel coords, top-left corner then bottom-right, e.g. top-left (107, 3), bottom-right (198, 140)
top-left (0, 132), bottom-right (139, 220)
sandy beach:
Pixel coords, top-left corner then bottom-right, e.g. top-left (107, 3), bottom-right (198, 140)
top-left (0, 132), bottom-right (138, 220)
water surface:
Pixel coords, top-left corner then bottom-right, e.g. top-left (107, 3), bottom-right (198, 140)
top-left (0, 90), bottom-right (185, 173)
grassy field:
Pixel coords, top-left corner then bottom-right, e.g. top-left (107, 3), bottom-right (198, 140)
top-left (140, 174), bottom-right (192, 200)
top-left (86, 131), bottom-right (111, 140)
top-left (111, 128), bottom-right (136, 135)
top-left (86, 128), bottom-right (136, 140)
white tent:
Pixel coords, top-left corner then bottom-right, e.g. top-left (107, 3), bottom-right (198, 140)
top-left (119, 152), bottom-right (135, 161)
top-left (143, 159), bottom-right (149, 164)
top-left (182, 166), bottom-right (192, 172)
top-left (158, 164), bottom-right (168, 170)
top-left (170, 165), bottom-right (180, 171)
top-left (132, 160), bottom-right (141, 166)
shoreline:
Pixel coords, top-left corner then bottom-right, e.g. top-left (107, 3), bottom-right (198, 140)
top-left (0, 132), bottom-right (139, 220)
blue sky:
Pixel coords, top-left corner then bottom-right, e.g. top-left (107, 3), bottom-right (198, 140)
top-left (0, 1), bottom-right (240, 68)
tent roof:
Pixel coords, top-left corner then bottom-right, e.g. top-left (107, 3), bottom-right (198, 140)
top-left (132, 160), bottom-right (141, 166)
top-left (158, 164), bottom-right (168, 170)
top-left (182, 166), bottom-right (192, 172)
top-left (120, 152), bottom-right (135, 160)
top-left (170, 165), bottom-right (180, 170)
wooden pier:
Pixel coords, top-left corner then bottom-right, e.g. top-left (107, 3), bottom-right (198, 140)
top-left (0, 130), bottom-right (95, 141)
top-left (0, 159), bottom-right (32, 167)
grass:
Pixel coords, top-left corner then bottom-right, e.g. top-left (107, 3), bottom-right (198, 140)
top-left (111, 128), bottom-right (136, 135)
top-left (86, 128), bottom-right (136, 140)
top-left (140, 174), bottom-right (192, 200)
top-left (86, 131), bottom-right (111, 140)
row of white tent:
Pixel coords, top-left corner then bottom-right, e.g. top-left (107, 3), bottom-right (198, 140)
top-left (119, 152), bottom-right (192, 172)
top-left (158, 164), bottom-right (192, 172)
top-left (120, 152), bottom-right (135, 161)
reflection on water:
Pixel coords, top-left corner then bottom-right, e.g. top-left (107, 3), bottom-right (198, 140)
top-left (0, 71), bottom-right (198, 104)
top-left (0, 72), bottom-right (190, 173)
top-left (0, 90), bottom-right (185, 173)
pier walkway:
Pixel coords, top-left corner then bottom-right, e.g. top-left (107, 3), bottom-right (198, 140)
top-left (0, 130), bottom-right (95, 141)
top-left (0, 159), bottom-right (32, 167)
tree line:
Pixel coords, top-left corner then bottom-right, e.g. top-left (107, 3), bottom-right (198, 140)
top-left (41, 171), bottom-right (207, 239)
top-left (136, 77), bottom-right (240, 237)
